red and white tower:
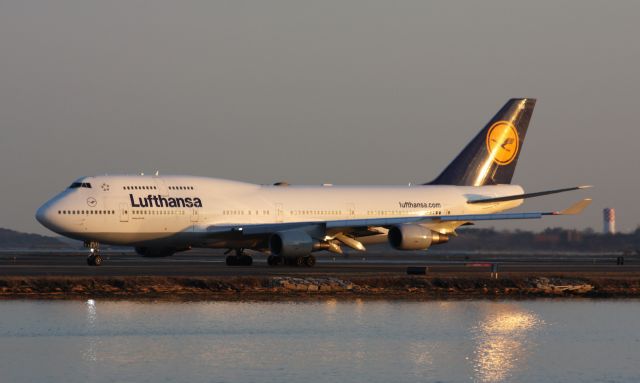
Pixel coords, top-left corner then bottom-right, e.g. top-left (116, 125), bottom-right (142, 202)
top-left (603, 208), bottom-right (616, 234)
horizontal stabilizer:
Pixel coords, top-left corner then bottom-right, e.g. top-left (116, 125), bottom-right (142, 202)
top-left (467, 185), bottom-right (592, 204)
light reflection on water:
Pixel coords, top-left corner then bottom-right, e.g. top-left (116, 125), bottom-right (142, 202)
top-left (471, 304), bottom-right (544, 382)
top-left (0, 299), bottom-right (639, 383)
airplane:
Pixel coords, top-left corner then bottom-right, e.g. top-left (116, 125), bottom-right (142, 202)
top-left (35, 98), bottom-right (592, 267)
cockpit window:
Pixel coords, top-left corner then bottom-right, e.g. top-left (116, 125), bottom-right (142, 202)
top-left (68, 182), bottom-right (92, 189)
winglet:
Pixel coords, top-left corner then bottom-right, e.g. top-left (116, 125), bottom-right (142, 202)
top-left (553, 198), bottom-right (592, 215)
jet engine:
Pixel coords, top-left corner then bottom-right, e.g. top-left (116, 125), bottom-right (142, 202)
top-left (269, 230), bottom-right (314, 257)
top-left (388, 224), bottom-right (449, 250)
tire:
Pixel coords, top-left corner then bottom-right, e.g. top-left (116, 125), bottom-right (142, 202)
top-left (93, 255), bottom-right (103, 266)
top-left (304, 255), bottom-right (316, 267)
top-left (226, 255), bottom-right (235, 266)
top-left (267, 255), bottom-right (277, 266)
top-left (86, 256), bottom-right (95, 266)
top-left (295, 256), bottom-right (305, 267)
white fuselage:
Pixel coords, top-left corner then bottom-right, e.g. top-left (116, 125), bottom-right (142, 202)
top-left (36, 175), bottom-right (524, 249)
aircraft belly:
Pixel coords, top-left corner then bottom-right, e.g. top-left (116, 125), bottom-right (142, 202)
top-left (62, 231), bottom-right (202, 247)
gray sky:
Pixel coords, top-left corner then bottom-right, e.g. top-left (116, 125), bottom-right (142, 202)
top-left (1, 0), bottom-right (639, 235)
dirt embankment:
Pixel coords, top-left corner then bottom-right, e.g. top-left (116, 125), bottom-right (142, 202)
top-left (1, 274), bottom-right (640, 300)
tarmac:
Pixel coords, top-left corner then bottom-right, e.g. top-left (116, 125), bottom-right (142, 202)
top-left (1, 250), bottom-right (638, 277)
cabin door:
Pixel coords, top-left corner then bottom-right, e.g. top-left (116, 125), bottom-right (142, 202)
top-left (275, 203), bottom-right (284, 223)
top-left (346, 202), bottom-right (355, 217)
top-left (191, 209), bottom-right (199, 223)
top-left (119, 202), bottom-right (129, 222)
top-left (153, 178), bottom-right (169, 197)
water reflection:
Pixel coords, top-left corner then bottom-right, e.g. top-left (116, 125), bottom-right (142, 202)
top-left (1, 300), bottom-right (639, 383)
top-left (83, 299), bottom-right (98, 363)
top-left (324, 298), bottom-right (338, 323)
top-left (408, 341), bottom-right (434, 376)
top-left (471, 304), bottom-right (544, 382)
top-left (86, 299), bottom-right (96, 320)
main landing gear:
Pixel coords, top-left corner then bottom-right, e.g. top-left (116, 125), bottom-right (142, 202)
top-left (85, 241), bottom-right (102, 266)
top-left (225, 249), bottom-right (253, 266)
top-left (224, 249), bottom-right (316, 267)
top-left (267, 255), bottom-right (316, 267)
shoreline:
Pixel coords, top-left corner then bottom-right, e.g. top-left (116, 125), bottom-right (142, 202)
top-left (2, 273), bottom-right (640, 300)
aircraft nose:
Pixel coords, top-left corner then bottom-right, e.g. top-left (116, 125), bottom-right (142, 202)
top-left (35, 202), bottom-right (57, 232)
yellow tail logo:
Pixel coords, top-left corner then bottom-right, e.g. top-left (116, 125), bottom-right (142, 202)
top-left (486, 121), bottom-right (519, 165)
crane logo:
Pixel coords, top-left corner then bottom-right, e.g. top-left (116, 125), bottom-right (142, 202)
top-left (486, 121), bottom-right (519, 165)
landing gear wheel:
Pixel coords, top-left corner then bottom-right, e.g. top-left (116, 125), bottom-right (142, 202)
top-left (267, 255), bottom-right (278, 266)
top-left (87, 254), bottom-right (102, 266)
top-left (84, 241), bottom-right (102, 266)
top-left (304, 255), bottom-right (316, 267)
top-left (226, 255), bottom-right (253, 266)
top-left (295, 256), bottom-right (305, 267)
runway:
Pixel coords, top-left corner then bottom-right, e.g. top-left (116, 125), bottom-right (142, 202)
top-left (1, 250), bottom-right (638, 277)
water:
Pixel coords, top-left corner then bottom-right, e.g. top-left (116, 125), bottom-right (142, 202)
top-left (0, 300), bottom-right (638, 383)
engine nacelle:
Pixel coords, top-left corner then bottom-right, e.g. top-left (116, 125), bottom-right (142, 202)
top-left (269, 230), bottom-right (314, 257)
top-left (388, 224), bottom-right (449, 250)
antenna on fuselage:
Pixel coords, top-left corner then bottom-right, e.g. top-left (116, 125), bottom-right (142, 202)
top-left (154, 170), bottom-right (159, 176)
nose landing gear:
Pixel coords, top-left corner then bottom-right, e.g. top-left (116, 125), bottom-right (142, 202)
top-left (85, 241), bottom-right (102, 266)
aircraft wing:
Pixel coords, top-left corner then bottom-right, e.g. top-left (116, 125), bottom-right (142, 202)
top-left (467, 185), bottom-right (592, 204)
top-left (205, 198), bottom-right (592, 239)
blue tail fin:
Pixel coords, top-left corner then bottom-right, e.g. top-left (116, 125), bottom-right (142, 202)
top-left (428, 98), bottom-right (536, 186)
